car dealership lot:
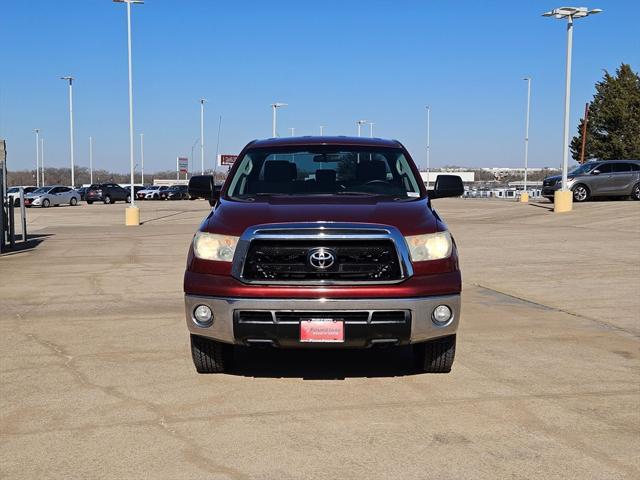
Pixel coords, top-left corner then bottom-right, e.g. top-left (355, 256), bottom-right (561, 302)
top-left (1, 199), bottom-right (638, 479)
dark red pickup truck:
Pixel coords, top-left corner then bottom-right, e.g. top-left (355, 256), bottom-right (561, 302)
top-left (184, 136), bottom-right (463, 373)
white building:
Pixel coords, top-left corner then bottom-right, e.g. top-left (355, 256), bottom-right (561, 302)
top-left (420, 171), bottom-right (475, 183)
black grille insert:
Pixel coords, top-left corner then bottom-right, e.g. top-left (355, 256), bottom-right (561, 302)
top-left (242, 239), bottom-right (401, 282)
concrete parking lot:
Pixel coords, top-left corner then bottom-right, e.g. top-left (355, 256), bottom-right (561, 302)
top-left (1, 198), bottom-right (638, 479)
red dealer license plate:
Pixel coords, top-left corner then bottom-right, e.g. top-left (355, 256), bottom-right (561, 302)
top-left (300, 319), bottom-right (344, 343)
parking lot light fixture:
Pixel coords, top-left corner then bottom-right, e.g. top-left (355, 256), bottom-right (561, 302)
top-left (356, 120), bottom-right (367, 137)
top-left (34, 129), bottom-right (40, 188)
top-left (543, 6), bottom-right (602, 212)
top-left (114, 0), bottom-right (143, 225)
top-left (425, 106), bottom-right (431, 190)
top-left (520, 78), bottom-right (531, 203)
top-left (200, 99), bottom-right (206, 175)
top-left (271, 102), bottom-right (287, 137)
top-left (60, 77), bottom-right (75, 187)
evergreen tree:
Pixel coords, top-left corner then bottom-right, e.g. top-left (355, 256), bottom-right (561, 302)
top-left (570, 64), bottom-right (640, 162)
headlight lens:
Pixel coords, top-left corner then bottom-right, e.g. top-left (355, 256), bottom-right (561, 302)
top-left (193, 231), bottom-right (238, 262)
top-left (405, 231), bottom-right (452, 262)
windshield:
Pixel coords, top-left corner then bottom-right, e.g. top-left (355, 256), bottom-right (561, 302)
top-left (32, 187), bottom-right (52, 194)
top-left (148, 186), bottom-right (160, 190)
top-left (226, 147), bottom-right (422, 199)
top-left (569, 163), bottom-right (598, 176)
top-left (7, 187), bottom-right (19, 193)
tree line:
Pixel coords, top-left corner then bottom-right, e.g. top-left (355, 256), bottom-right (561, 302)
top-left (570, 63), bottom-right (639, 162)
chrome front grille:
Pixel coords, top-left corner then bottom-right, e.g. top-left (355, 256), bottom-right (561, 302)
top-left (231, 223), bottom-right (413, 285)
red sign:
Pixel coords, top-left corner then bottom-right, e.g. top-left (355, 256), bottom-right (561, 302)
top-left (300, 320), bottom-right (344, 343)
top-left (178, 157), bottom-right (189, 173)
top-left (219, 154), bottom-right (238, 166)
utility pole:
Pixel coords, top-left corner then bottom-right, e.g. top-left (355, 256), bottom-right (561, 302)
top-left (579, 102), bottom-right (589, 164)
top-left (521, 78), bottom-right (532, 203)
top-left (200, 99), bottom-right (206, 174)
top-left (41, 138), bottom-right (45, 186)
top-left (60, 76), bottom-right (75, 187)
top-left (425, 106), bottom-right (431, 190)
top-left (34, 129), bottom-right (40, 188)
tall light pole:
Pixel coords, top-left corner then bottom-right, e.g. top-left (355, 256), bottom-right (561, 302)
top-left (425, 106), bottom-right (431, 190)
top-left (520, 77), bottom-right (532, 203)
top-left (190, 138), bottom-right (199, 170)
top-left (319, 125), bottom-right (325, 136)
top-left (34, 129), bottom-right (40, 188)
top-left (114, 0), bottom-right (143, 225)
top-left (356, 120), bottom-right (367, 137)
top-left (543, 6), bottom-right (602, 212)
top-left (40, 138), bottom-right (45, 186)
top-left (199, 98), bottom-right (206, 174)
top-left (60, 76), bottom-right (75, 187)
top-left (89, 136), bottom-right (94, 185)
top-left (271, 102), bottom-right (287, 137)
top-left (368, 122), bottom-right (374, 138)
top-left (139, 133), bottom-right (144, 184)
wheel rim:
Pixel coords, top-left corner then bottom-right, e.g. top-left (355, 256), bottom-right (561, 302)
top-left (574, 186), bottom-right (587, 201)
top-left (127, 196), bottom-right (131, 203)
top-left (105, 197), bottom-right (111, 204)
top-left (634, 185), bottom-right (640, 199)
top-left (71, 198), bottom-right (77, 205)
top-left (43, 199), bottom-right (49, 207)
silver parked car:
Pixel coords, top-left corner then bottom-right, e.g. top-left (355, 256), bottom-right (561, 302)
top-left (24, 185), bottom-right (81, 208)
top-left (542, 160), bottom-right (640, 202)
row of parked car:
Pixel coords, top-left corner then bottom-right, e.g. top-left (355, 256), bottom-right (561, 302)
top-left (6, 183), bottom-right (192, 207)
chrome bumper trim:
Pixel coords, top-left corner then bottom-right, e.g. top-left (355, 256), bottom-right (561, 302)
top-left (184, 294), bottom-right (460, 345)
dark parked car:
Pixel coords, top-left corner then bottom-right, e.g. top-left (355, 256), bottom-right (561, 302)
top-left (85, 183), bottom-right (132, 204)
top-left (542, 160), bottom-right (640, 202)
top-left (183, 136), bottom-right (464, 374)
top-left (160, 185), bottom-right (189, 200)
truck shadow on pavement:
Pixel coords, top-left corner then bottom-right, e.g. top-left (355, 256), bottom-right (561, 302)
top-left (228, 345), bottom-right (422, 380)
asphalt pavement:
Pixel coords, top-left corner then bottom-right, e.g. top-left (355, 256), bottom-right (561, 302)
top-left (1, 198), bottom-right (638, 479)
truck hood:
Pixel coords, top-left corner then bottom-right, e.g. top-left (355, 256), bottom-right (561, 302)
top-left (202, 196), bottom-right (443, 237)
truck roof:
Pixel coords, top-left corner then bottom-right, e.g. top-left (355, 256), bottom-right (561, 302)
top-left (247, 136), bottom-right (403, 149)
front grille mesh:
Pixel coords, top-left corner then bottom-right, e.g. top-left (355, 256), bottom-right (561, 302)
top-left (242, 239), bottom-right (401, 282)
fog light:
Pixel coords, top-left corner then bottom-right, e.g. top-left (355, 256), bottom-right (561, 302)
top-left (432, 305), bottom-right (452, 326)
top-left (193, 305), bottom-right (213, 327)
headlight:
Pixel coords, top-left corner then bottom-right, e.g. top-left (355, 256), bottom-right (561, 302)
top-left (193, 231), bottom-right (239, 262)
top-left (405, 231), bottom-right (452, 262)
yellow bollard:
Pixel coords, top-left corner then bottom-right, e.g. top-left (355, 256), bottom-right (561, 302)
top-left (519, 192), bottom-right (529, 203)
top-left (553, 190), bottom-right (573, 213)
top-left (125, 206), bottom-right (140, 226)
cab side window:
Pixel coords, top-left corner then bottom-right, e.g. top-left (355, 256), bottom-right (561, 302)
top-left (612, 163), bottom-right (632, 173)
top-left (595, 163), bottom-right (613, 174)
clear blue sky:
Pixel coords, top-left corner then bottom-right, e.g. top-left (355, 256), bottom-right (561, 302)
top-left (1, 0), bottom-right (638, 174)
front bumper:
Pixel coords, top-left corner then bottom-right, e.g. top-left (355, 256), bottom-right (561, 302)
top-left (185, 294), bottom-right (460, 347)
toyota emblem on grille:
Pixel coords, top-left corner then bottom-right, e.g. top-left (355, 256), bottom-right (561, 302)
top-left (308, 248), bottom-right (336, 270)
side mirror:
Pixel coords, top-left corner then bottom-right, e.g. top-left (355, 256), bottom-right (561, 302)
top-left (429, 174), bottom-right (464, 199)
top-left (211, 184), bottom-right (222, 206)
top-left (188, 175), bottom-right (213, 201)
top-left (591, 169), bottom-right (601, 175)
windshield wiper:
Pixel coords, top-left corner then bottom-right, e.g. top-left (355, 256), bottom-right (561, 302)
top-left (334, 191), bottom-right (378, 196)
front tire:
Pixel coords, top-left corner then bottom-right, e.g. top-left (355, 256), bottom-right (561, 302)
top-left (631, 183), bottom-right (640, 201)
top-left (414, 335), bottom-right (456, 373)
top-left (572, 184), bottom-right (590, 202)
top-left (190, 335), bottom-right (234, 374)
top-left (42, 198), bottom-right (50, 208)
top-left (126, 195), bottom-right (131, 203)
top-left (87, 200), bottom-right (93, 205)
top-left (70, 197), bottom-right (78, 206)
top-left (104, 196), bottom-right (112, 205)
